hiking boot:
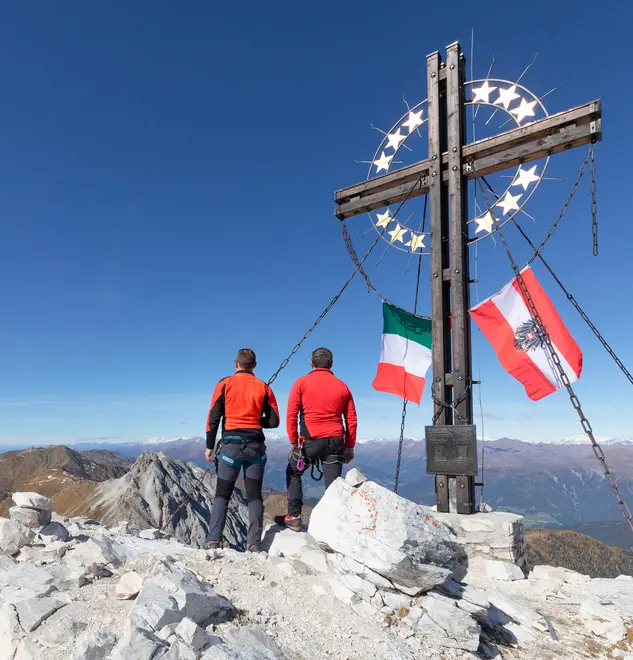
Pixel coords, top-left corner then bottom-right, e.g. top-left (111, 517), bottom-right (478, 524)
top-left (246, 542), bottom-right (261, 553)
top-left (274, 514), bottom-right (302, 532)
top-left (204, 540), bottom-right (220, 550)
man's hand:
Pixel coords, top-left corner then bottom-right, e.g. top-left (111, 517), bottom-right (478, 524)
top-left (289, 444), bottom-right (298, 459)
top-left (342, 446), bottom-right (354, 464)
top-left (205, 448), bottom-right (215, 463)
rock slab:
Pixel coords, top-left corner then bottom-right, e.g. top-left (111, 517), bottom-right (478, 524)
top-left (308, 478), bottom-right (456, 590)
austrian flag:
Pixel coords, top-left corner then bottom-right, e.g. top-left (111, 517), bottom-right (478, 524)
top-left (372, 303), bottom-right (432, 404)
top-left (470, 267), bottom-right (582, 401)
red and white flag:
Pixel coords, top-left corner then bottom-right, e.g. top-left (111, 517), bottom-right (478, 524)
top-left (470, 266), bottom-right (582, 401)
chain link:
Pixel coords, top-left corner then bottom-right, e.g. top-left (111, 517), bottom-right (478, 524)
top-left (394, 401), bottom-right (408, 494)
top-left (431, 381), bottom-right (471, 425)
top-left (591, 149), bottom-right (598, 256)
top-left (478, 180), bottom-right (633, 533)
top-left (513, 218), bottom-right (633, 388)
top-left (527, 144), bottom-right (595, 266)
top-left (269, 174), bottom-right (428, 387)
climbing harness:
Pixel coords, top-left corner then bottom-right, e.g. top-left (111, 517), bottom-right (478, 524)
top-left (293, 437), bottom-right (325, 482)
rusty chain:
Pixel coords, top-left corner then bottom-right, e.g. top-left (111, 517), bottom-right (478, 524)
top-left (526, 144), bottom-right (595, 266)
top-left (590, 149), bottom-right (598, 256)
top-left (478, 179), bottom-right (633, 533)
top-left (268, 174), bottom-right (429, 387)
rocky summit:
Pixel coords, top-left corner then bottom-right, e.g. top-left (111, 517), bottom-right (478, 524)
top-left (0, 457), bottom-right (631, 659)
top-left (78, 452), bottom-right (249, 550)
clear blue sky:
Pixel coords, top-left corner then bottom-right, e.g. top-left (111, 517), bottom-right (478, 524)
top-left (0, 1), bottom-right (630, 446)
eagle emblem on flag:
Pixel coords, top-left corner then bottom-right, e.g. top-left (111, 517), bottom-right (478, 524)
top-left (513, 319), bottom-right (547, 353)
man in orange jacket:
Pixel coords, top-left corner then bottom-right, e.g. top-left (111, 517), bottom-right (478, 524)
top-left (276, 347), bottom-right (357, 532)
top-left (205, 348), bottom-right (279, 552)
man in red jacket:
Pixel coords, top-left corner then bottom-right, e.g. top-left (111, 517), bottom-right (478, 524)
top-left (276, 347), bottom-right (357, 532)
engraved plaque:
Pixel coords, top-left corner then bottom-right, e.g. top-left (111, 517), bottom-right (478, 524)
top-left (425, 425), bottom-right (478, 476)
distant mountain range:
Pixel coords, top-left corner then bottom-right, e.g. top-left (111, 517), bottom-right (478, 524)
top-left (3, 435), bottom-right (633, 550)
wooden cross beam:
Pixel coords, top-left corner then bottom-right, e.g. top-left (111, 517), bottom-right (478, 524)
top-left (335, 100), bottom-right (601, 220)
top-left (334, 41), bottom-right (602, 515)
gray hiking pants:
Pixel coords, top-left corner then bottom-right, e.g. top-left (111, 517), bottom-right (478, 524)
top-left (207, 440), bottom-right (266, 547)
top-left (286, 436), bottom-right (345, 518)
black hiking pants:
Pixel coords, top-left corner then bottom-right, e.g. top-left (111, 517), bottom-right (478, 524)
top-left (207, 439), bottom-right (266, 547)
top-left (286, 436), bottom-right (345, 518)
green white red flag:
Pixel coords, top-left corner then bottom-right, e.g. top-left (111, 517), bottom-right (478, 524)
top-left (470, 266), bottom-right (582, 401)
top-left (372, 302), bottom-right (432, 404)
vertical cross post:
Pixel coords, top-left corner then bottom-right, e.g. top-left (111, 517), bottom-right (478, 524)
top-left (427, 43), bottom-right (475, 514)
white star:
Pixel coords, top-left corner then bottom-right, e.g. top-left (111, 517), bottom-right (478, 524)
top-left (405, 233), bottom-right (425, 251)
top-left (475, 211), bottom-right (496, 234)
top-left (388, 223), bottom-right (407, 243)
top-left (402, 109), bottom-right (424, 132)
top-left (373, 151), bottom-right (393, 174)
top-left (386, 129), bottom-right (407, 151)
top-left (494, 85), bottom-right (520, 110)
top-left (512, 165), bottom-right (540, 191)
top-left (471, 81), bottom-right (497, 104)
top-left (511, 98), bottom-right (537, 124)
top-left (375, 210), bottom-right (393, 229)
top-left (496, 191), bottom-right (522, 215)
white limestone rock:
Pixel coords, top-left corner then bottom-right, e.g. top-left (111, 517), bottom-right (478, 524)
top-left (109, 620), bottom-right (169, 660)
top-left (579, 599), bottom-right (626, 643)
top-left (10, 506), bottom-right (52, 528)
top-left (414, 592), bottom-right (481, 653)
top-left (0, 601), bottom-right (24, 660)
top-left (163, 639), bottom-right (199, 660)
top-left (40, 540), bottom-right (72, 564)
top-left (352, 598), bottom-right (379, 619)
top-left (14, 596), bottom-right (66, 632)
top-left (201, 627), bottom-right (286, 659)
top-left (529, 564), bottom-right (589, 584)
top-left (268, 556), bottom-right (311, 577)
top-left (175, 617), bottom-right (211, 651)
top-left (300, 547), bottom-right (329, 574)
top-left (0, 518), bottom-right (35, 556)
top-left (11, 492), bottom-right (53, 511)
top-left (39, 522), bottom-right (70, 544)
top-left (267, 529), bottom-right (320, 558)
top-left (330, 578), bottom-right (360, 605)
top-left (72, 630), bottom-right (118, 660)
top-left (130, 560), bottom-right (235, 632)
top-left (16, 546), bottom-right (42, 564)
top-left (341, 572), bottom-right (377, 601)
top-left (467, 557), bottom-right (524, 581)
top-left (65, 536), bottom-right (127, 579)
top-left (139, 528), bottom-right (163, 540)
top-left (116, 571), bottom-right (144, 600)
top-left (0, 559), bottom-right (60, 602)
top-left (40, 619), bottom-right (88, 647)
top-left (345, 468), bottom-right (368, 487)
top-left (308, 479), bottom-right (456, 591)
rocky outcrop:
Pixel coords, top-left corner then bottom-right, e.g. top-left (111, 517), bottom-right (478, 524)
top-left (308, 471), bottom-right (458, 590)
top-left (80, 452), bottom-right (249, 549)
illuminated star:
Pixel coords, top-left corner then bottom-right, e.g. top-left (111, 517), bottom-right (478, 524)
top-left (475, 211), bottom-right (496, 234)
top-left (373, 151), bottom-right (393, 174)
top-left (513, 165), bottom-right (540, 191)
top-left (406, 233), bottom-right (425, 251)
top-left (402, 109), bottom-right (424, 132)
top-left (471, 81), bottom-right (497, 104)
top-left (496, 191), bottom-right (522, 215)
top-left (511, 98), bottom-right (537, 123)
top-left (386, 129), bottom-right (407, 151)
top-left (375, 210), bottom-right (393, 229)
top-left (494, 85), bottom-right (520, 110)
top-left (388, 223), bottom-right (407, 243)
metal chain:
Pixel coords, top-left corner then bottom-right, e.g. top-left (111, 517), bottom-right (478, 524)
top-left (269, 174), bottom-right (429, 387)
top-left (526, 144), bottom-right (595, 266)
top-left (511, 219), bottom-right (633, 388)
top-left (431, 381), bottom-right (471, 425)
top-left (590, 149), bottom-right (598, 256)
top-left (478, 180), bottom-right (633, 533)
top-left (394, 197), bottom-right (428, 494)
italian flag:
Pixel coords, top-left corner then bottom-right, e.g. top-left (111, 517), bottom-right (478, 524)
top-left (372, 302), bottom-right (432, 404)
top-left (470, 266), bottom-right (582, 401)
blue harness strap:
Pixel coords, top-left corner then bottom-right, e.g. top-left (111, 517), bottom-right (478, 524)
top-left (218, 449), bottom-right (267, 471)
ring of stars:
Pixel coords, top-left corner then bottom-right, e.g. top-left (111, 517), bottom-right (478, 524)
top-left (364, 78), bottom-right (547, 252)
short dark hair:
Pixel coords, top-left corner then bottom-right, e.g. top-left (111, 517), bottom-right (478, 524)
top-left (312, 347), bottom-right (333, 369)
top-left (236, 348), bottom-right (257, 370)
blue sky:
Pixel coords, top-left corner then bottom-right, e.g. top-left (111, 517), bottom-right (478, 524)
top-left (0, 1), bottom-right (631, 447)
